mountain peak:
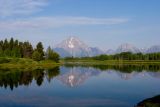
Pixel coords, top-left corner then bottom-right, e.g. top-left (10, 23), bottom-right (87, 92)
top-left (54, 36), bottom-right (104, 57)
top-left (56, 36), bottom-right (88, 49)
top-left (68, 37), bottom-right (75, 49)
top-left (116, 43), bottom-right (140, 53)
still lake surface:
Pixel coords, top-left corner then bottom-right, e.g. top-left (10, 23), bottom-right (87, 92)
top-left (0, 65), bottom-right (160, 107)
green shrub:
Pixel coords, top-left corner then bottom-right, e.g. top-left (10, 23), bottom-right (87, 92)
top-left (32, 51), bottom-right (41, 61)
top-left (0, 58), bottom-right (11, 64)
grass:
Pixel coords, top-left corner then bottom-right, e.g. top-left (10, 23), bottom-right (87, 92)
top-left (62, 59), bottom-right (160, 65)
top-left (0, 57), bottom-right (60, 69)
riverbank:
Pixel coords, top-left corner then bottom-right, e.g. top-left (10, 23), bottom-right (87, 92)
top-left (62, 59), bottom-right (160, 65)
top-left (0, 57), bottom-right (60, 69)
top-left (1, 57), bottom-right (160, 70)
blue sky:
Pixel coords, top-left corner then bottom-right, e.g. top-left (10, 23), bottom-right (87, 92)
top-left (0, 0), bottom-right (160, 50)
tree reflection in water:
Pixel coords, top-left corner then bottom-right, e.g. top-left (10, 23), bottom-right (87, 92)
top-left (64, 64), bottom-right (160, 73)
top-left (0, 67), bottom-right (60, 90)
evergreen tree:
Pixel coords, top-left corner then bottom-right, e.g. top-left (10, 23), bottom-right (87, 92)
top-left (32, 50), bottom-right (41, 61)
top-left (9, 37), bottom-right (14, 50)
top-left (3, 39), bottom-right (8, 49)
top-left (35, 42), bottom-right (44, 60)
top-left (0, 41), bottom-right (3, 57)
top-left (19, 42), bottom-right (24, 57)
top-left (46, 46), bottom-right (60, 62)
top-left (22, 42), bottom-right (33, 58)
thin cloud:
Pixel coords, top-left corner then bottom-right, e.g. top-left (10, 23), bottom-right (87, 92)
top-left (0, 16), bottom-right (129, 30)
top-left (0, 0), bottom-right (48, 17)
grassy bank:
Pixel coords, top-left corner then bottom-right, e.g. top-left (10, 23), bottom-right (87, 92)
top-left (1, 57), bottom-right (160, 69)
top-left (0, 57), bottom-right (60, 69)
top-left (62, 59), bottom-right (160, 65)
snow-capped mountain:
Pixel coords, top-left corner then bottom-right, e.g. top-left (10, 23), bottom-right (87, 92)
top-left (146, 45), bottom-right (160, 53)
top-left (54, 37), bottom-right (104, 57)
top-left (116, 43), bottom-right (140, 53)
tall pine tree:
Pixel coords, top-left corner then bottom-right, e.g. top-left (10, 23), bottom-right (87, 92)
top-left (35, 42), bottom-right (44, 60)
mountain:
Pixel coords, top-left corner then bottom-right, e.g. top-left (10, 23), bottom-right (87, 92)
top-left (54, 37), bottom-right (104, 57)
top-left (146, 45), bottom-right (160, 53)
top-left (105, 45), bottom-right (160, 55)
top-left (116, 43), bottom-right (140, 53)
top-left (53, 37), bottom-right (160, 57)
top-left (139, 47), bottom-right (148, 53)
top-left (105, 49), bottom-right (115, 55)
top-left (53, 48), bottom-right (71, 57)
top-left (89, 47), bottom-right (104, 56)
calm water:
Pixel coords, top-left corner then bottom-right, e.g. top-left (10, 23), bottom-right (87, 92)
top-left (0, 65), bottom-right (160, 107)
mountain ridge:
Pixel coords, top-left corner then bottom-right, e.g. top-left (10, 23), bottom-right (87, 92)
top-left (53, 37), bottom-right (160, 57)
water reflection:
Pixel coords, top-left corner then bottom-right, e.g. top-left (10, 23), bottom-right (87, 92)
top-left (57, 67), bottom-right (100, 87)
top-left (0, 67), bottom-right (60, 90)
top-left (0, 64), bottom-right (160, 107)
top-left (0, 64), bottom-right (160, 90)
top-left (64, 64), bottom-right (160, 72)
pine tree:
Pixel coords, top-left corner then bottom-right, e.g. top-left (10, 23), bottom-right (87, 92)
top-left (32, 50), bottom-right (41, 61)
top-left (36, 42), bottom-right (44, 60)
top-left (46, 46), bottom-right (59, 62)
top-left (22, 42), bottom-right (33, 58)
top-left (9, 37), bottom-right (14, 50)
top-left (0, 40), bottom-right (3, 57)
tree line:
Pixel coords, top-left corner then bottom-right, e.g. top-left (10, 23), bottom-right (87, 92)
top-left (0, 38), bottom-right (59, 62)
top-left (65, 52), bottom-right (160, 61)
top-left (93, 52), bottom-right (160, 60)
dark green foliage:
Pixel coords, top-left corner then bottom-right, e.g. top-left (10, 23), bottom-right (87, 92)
top-left (47, 67), bottom-right (60, 82)
top-left (0, 67), bottom-right (60, 90)
top-left (0, 58), bottom-right (11, 64)
top-left (0, 38), bottom-right (33, 58)
top-left (35, 42), bottom-right (44, 60)
top-left (46, 46), bottom-right (60, 62)
top-left (31, 42), bottom-right (45, 61)
top-left (32, 51), bottom-right (41, 61)
top-left (77, 52), bottom-right (160, 61)
top-left (0, 38), bottom-right (59, 62)
top-left (21, 41), bottom-right (33, 58)
top-left (93, 54), bottom-right (111, 60)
